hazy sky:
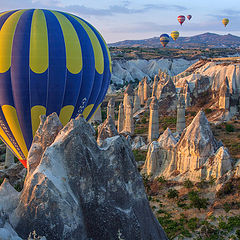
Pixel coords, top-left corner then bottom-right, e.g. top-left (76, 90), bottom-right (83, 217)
top-left (0, 0), bottom-right (240, 43)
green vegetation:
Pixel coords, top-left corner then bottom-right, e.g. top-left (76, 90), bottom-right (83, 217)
top-left (225, 124), bottom-right (235, 132)
top-left (216, 182), bottom-right (234, 198)
top-left (0, 177), bottom-right (4, 185)
top-left (188, 190), bottom-right (208, 210)
top-left (132, 149), bottom-right (147, 162)
top-left (183, 179), bottom-right (194, 188)
top-left (167, 189), bottom-right (179, 199)
top-left (204, 108), bottom-right (212, 114)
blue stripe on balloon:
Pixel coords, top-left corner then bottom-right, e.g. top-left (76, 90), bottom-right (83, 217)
top-left (43, 10), bottom-right (66, 116)
top-left (0, 70), bottom-right (15, 106)
top-left (61, 13), bottom-right (95, 117)
top-left (61, 71), bottom-right (83, 107)
top-left (80, 19), bottom-right (111, 121)
top-left (0, 10), bottom-right (17, 30)
top-left (29, 70), bottom-right (48, 107)
top-left (10, 9), bottom-right (34, 150)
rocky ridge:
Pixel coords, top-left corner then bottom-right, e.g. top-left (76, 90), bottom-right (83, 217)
top-left (0, 113), bottom-right (167, 240)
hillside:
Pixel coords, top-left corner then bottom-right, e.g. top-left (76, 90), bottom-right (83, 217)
top-left (109, 32), bottom-right (240, 49)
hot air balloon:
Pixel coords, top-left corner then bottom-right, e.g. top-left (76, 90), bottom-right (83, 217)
top-left (160, 34), bottom-right (170, 47)
top-left (0, 9), bottom-right (111, 167)
top-left (222, 18), bottom-right (229, 27)
top-left (171, 31), bottom-right (179, 41)
top-left (177, 15), bottom-right (185, 25)
top-left (187, 15), bottom-right (192, 20)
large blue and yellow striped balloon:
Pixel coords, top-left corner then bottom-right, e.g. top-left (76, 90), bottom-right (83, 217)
top-left (0, 9), bottom-right (111, 167)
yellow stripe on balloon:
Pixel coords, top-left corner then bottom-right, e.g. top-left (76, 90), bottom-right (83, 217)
top-left (0, 126), bottom-right (22, 160)
top-left (52, 11), bottom-right (82, 74)
top-left (30, 9), bottom-right (49, 74)
top-left (59, 105), bottom-right (74, 126)
top-left (82, 104), bottom-right (94, 120)
top-left (0, 10), bottom-right (26, 73)
top-left (70, 14), bottom-right (104, 75)
top-left (0, 10), bottom-right (12, 19)
top-left (31, 105), bottom-right (46, 137)
top-left (2, 105), bottom-right (28, 159)
top-left (91, 27), bottom-right (112, 73)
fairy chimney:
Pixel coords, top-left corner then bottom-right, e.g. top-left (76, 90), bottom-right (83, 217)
top-left (148, 97), bottom-right (159, 143)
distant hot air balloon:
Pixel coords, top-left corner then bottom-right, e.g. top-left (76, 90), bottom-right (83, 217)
top-left (160, 34), bottom-right (170, 47)
top-left (187, 15), bottom-right (192, 20)
top-left (222, 18), bottom-right (229, 27)
top-left (0, 9), bottom-right (111, 168)
top-left (171, 31), bottom-right (179, 41)
top-left (177, 15), bottom-right (185, 25)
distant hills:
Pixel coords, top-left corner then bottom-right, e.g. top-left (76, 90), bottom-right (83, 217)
top-left (108, 33), bottom-right (240, 49)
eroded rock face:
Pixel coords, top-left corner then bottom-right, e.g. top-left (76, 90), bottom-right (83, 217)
top-left (12, 114), bottom-right (167, 240)
top-left (142, 128), bottom-right (177, 178)
top-left (97, 116), bottom-right (118, 145)
top-left (143, 111), bottom-right (232, 182)
top-left (27, 113), bottom-right (63, 174)
top-left (176, 111), bottom-right (219, 173)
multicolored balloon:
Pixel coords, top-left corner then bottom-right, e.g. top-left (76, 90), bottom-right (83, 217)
top-left (0, 9), bottom-right (111, 167)
top-left (170, 31), bottom-right (179, 41)
top-left (187, 15), bottom-right (192, 20)
top-left (160, 34), bottom-right (170, 47)
top-left (222, 18), bottom-right (229, 27)
top-left (177, 15), bottom-right (185, 25)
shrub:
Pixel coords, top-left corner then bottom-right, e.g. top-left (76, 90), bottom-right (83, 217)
top-left (225, 124), bottom-right (234, 132)
top-left (132, 150), bottom-right (146, 162)
top-left (187, 217), bottom-right (200, 231)
top-left (157, 176), bottom-right (166, 184)
top-left (0, 177), bottom-right (4, 185)
top-left (188, 190), bottom-right (208, 210)
top-left (223, 202), bottom-right (231, 213)
top-left (167, 189), bottom-right (179, 199)
top-left (141, 117), bottom-right (147, 124)
top-left (204, 108), bottom-right (212, 114)
top-left (183, 179), bottom-right (193, 188)
top-left (216, 182), bottom-right (234, 198)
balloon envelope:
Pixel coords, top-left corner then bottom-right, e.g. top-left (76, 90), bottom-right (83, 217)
top-left (171, 31), bottom-right (179, 41)
top-left (160, 34), bottom-right (170, 47)
top-left (222, 18), bottom-right (229, 27)
top-left (187, 15), bottom-right (192, 20)
top-left (0, 9), bottom-right (111, 167)
top-left (177, 15), bottom-right (185, 25)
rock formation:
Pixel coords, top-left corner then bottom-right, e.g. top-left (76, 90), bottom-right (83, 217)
top-left (143, 111), bottom-right (233, 182)
top-left (219, 77), bottom-right (230, 110)
top-left (152, 75), bottom-right (159, 97)
top-left (10, 113), bottom-right (167, 240)
top-left (143, 77), bottom-right (150, 101)
top-left (159, 78), bottom-right (176, 99)
top-left (107, 97), bottom-right (115, 119)
top-left (111, 59), bottom-right (197, 85)
top-left (176, 94), bottom-right (186, 133)
top-left (123, 98), bottom-right (134, 135)
top-left (5, 147), bottom-right (15, 168)
top-left (133, 93), bottom-right (141, 113)
top-left (117, 102), bottom-right (124, 132)
top-left (142, 128), bottom-right (177, 178)
top-left (132, 136), bottom-right (146, 150)
top-left (97, 116), bottom-right (118, 145)
top-left (138, 80), bottom-right (144, 105)
top-left (123, 84), bottom-right (134, 114)
top-left (148, 97), bottom-right (159, 143)
top-left (176, 111), bottom-right (219, 173)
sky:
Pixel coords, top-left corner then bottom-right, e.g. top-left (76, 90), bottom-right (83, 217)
top-left (0, 0), bottom-right (240, 43)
